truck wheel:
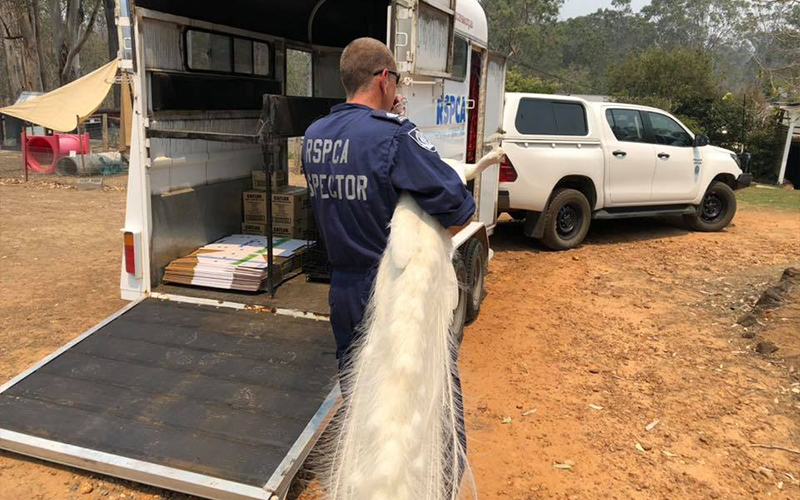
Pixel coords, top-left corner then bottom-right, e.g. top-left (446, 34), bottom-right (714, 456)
top-left (540, 188), bottom-right (591, 250)
top-left (462, 238), bottom-right (485, 325)
top-left (683, 181), bottom-right (737, 232)
top-left (451, 256), bottom-right (468, 346)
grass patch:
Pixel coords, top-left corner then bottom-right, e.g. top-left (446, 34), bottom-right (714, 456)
top-left (736, 185), bottom-right (800, 211)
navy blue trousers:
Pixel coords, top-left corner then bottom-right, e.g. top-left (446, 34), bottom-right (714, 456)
top-left (329, 268), bottom-right (377, 373)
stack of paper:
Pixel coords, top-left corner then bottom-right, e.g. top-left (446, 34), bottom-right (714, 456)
top-left (163, 235), bottom-right (307, 291)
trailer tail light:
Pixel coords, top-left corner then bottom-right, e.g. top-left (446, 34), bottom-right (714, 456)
top-left (122, 230), bottom-right (141, 278)
top-left (499, 155), bottom-right (518, 182)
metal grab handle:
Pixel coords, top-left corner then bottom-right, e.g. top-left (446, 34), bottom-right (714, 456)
top-left (658, 152), bottom-right (670, 159)
top-left (465, 99), bottom-right (476, 110)
top-left (395, 32), bottom-right (409, 47)
top-left (612, 150), bottom-right (627, 157)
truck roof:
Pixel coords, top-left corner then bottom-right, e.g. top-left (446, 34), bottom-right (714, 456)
top-left (506, 92), bottom-right (678, 115)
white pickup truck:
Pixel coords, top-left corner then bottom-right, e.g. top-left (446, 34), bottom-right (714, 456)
top-left (498, 93), bottom-right (752, 250)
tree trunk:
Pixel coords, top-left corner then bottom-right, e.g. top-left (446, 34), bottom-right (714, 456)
top-left (104, 0), bottom-right (118, 107)
top-left (0, 0), bottom-right (45, 97)
top-left (52, 0), bottom-right (102, 85)
top-left (31, 0), bottom-right (47, 90)
top-left (103, 0), bottom-right (116, 60)
top-left (1, 35), bottom-right (25, 102)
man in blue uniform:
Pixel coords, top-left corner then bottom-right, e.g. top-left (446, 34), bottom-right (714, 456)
top-left (302, 37), bottom-right (475, 372)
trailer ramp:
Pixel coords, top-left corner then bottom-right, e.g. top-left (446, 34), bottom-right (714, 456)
top-left (0, 298), bottom-right (339, 500)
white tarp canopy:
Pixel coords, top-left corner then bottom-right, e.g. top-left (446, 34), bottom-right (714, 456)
top-left (0, 59), bottom-right (119, 132)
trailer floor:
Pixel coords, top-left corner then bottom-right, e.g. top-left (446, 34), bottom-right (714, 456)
top-left (0, 298), bottom-right (338, 498)
top-left (153, 275), bottom-right (330, 316)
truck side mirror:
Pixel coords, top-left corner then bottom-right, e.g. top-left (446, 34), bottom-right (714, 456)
top-left (693, 134), bottom-right (709, 147)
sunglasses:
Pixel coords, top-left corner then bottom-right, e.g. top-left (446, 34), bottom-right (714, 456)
top-left (373, 69), bottom-right (401, 85)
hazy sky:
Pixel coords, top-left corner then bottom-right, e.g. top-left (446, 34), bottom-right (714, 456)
top-left (559, 0), bottom-right (652, 20)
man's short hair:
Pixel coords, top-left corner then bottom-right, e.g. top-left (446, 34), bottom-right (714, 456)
top-left (340, 38), bottom-right (397, 98)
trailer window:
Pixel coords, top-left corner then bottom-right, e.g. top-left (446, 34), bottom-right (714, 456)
top-left (185, 29), bottom-right (272, 77)
top-left (187, 30), bottom-right (232, 72)
top-left (452, 35), bottom-right (468, 81)
top-left (234, 38), bottom-right (253, 74)
top-left (287, 48), bottom-right (313, 97)
top-left (515, 98), bottom-right (588, 136)
top-left (416, 3), bottom-right (451, 74)
top-left (254, 42), bottom-right (271, 76)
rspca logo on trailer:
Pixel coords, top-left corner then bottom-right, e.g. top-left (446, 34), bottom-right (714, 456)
top-left (408, 128), bottom-right (437, 153)
top-left (436, 95), bottom-right (467, 125)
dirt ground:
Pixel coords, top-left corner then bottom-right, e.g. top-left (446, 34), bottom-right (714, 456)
top-left (1, 158), bottom-right (799, 499)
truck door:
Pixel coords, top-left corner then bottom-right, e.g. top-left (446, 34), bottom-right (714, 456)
top-left (645, 111), bottom-right (702, 203)
top-left (603, 108), bottom-right (657, 205)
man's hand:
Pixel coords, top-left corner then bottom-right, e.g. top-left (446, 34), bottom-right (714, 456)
top-left (447, 222), bottom-right (469, 236)
top-left (391, 95), bottom-right (406, 116)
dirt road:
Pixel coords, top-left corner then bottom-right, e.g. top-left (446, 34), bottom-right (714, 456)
top-left (1, 180), bottom-right (798, 500)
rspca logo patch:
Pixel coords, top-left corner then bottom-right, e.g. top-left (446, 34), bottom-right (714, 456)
top-left (408, 128), bottom-right (436, 153)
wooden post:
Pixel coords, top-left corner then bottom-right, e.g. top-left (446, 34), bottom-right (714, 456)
top-left (101, 113), bottom-right (109, 151)
top-left (78, 115), bottom-right (86, 175)
top-left (778, 111), bottom-right (797, 185)
top-left (21, 129), bottom-right (28, 182)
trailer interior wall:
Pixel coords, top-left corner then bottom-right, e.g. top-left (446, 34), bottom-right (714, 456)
top-left (135, 0), bottom-right (389, 47)
top-left (132, 4), bottom-right (389, 288)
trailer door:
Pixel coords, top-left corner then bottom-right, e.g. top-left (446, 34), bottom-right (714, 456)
top-left (0, 298), bottom-right (339, 500)
top-left (394, 0), bottom-right (457, 78)
top-left (476, 52), bottom-right (507, 229)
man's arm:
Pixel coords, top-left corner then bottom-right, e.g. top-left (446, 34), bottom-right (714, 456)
top-left (389, 123), bottom-right (476, 230)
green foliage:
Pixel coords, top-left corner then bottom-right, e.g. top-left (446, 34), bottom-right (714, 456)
top-left (505, 68), bottom-right (560, 94)
top-left (640, 0), bottom-right (749, 52)
top-left (482, 0), bottom-right (563, 57)
top-left (743, 1), bottom-right (800, 100)
top-left (553, 6), bottom-right (658, 92)
top-left (606, 45), bottom-right (785, 181)
top-left (740, 108), bottom-right (786, 181)
top-left (607, 47), bottom-right (719, 112)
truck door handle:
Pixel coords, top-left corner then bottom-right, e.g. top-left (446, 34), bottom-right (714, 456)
top-left (612, 150), bottom-right (626, 157)
top-left (658, 152), bottom-right (670, 159)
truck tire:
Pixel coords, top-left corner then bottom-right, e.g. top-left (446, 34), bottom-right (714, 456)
top-left (451, 255), bottom-right (468, 346)
top-left (462, 238), bottom-right (485, 325)
top-left (540, 188), bottom-right (591, 250)
top-left (683, 181), bottom-right (737, 232)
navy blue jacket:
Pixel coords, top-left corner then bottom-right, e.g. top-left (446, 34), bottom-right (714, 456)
top-left (302, 103), bottom-right (475, 270)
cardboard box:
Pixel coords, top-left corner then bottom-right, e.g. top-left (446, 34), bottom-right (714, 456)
top-left (241, 222), bottom-right (266, 235)
top-left (242, 222), bottom-right (311, 240)
top-left (272, 186), bottom-right (310, 225)
top-left (252, 169), bottom-right (288, 191)
top-left (273, 222), bottom-right (312, 240)
top-left (243, 190), bottom-right (269, 222)
top-left (243, 186), bottom-right (310, 221)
